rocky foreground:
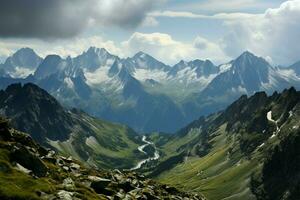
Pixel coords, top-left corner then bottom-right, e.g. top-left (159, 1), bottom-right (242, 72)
top-left (0, 117), bottom-right (203, 200)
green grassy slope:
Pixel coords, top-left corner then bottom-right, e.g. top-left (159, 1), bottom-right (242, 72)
top-left (48, 113), bottom-right (143, 169)
top-left (0, 117), bottom-right (202, 200)
top-left (0, 83), bottom-right (143, 170)
top-left (150, 88), bottom-right (300, 200)
top-left (157, 126), bottom-right (260, 200)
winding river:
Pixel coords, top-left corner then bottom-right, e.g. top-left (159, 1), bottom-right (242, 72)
top-left (131, 136), bottom-right (160, 171)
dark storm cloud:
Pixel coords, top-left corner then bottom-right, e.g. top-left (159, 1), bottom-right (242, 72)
top-left (0, 0), bottom-right (159, 39)
top-left (0, 0), bottom-right (89, 38)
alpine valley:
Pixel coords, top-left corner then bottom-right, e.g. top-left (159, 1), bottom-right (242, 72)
top-left (1, 48), bottom-right (300, 133)
top-left (0, 47), bottom-right (299, 200)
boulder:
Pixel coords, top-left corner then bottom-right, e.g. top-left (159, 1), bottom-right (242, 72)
top-left (90, 178), bottom-right (113, 195)
top-left (10, 145), bottom-right (47, 177)
top-left (118, 180), bottom-right (135, 193)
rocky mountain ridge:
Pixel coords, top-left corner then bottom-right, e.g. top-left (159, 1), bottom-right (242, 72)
top-left (147, 87), bottom-right (300, 200)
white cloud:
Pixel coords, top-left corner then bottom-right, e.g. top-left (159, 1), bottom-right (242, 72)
top-left (0, 36), bottom-right (123, 59)
top-left (0, 32), bottom-right (228, 65)
top-left (142, 16), bottom-right (159, 27)
top-left (168, 0), bottom-right (278, 13)
top-left (221, 0), bottom-right (300, 65)
top-left (40, 36), bottom-right (123, 58)
top-left (149, 10), bottom-right (259, 20)
top-left (122, 32), bottom-right (228, 64)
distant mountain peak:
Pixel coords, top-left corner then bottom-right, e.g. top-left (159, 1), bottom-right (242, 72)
top-left (189, 59), bottom-right (203, 65)
top-left (236, 51), bottom-right (258, 61)
top-left (3, 47), bottom-right (42, 73)
top-left (44, 54), bottom-right (61, 60)
top-left (203, 59), bottom-right (214, 65)
top-left (13, 47), bottom-right (37, 55)
top-left (34, 54), bottom-right (63, 79)
top-left (86, 46), bottom-right (110, 56)
top-left (233, 51), bottom-right (270, 69)
top-left (178, 60), bottom-right (187, 65)
top-left (133, 51), bottom-right (152, 60)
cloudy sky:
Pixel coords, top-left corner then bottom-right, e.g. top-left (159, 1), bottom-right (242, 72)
top-left (0, 0), bottom-right (299, 65)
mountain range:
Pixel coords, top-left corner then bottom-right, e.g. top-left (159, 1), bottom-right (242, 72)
top-left (0, 48), bottom-right (300, 133)
top-left (0, 82), bottom-right (299, 200)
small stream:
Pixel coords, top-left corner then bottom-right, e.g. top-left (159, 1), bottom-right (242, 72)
top-left (131, 136), bottom-right (160, 171)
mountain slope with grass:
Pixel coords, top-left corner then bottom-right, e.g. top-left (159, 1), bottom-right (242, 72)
top-left (0, 83), bottom-right (144, 169)
top-left (149, 87), bottom-right (300, 200)
top-left (0, 117), bottom-right (203, 200)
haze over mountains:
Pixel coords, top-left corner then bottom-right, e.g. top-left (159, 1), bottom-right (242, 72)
top-left (0, 82), bottom-right (299, 200)
top-left (1, 47), bottom-right (300, 133)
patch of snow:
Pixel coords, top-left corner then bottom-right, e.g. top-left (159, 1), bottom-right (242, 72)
top-left (140, 53), bottom-right (146, 59)
top-left (231, 86), bottom-right (247, 93)
top-left (64, 77), bottom-right (74, 89)
top-left (9, 67), bottom-right (34, 78)
top-left (84, 65), bottom-right (111, 85)
top-left (267, 111), bottom-right (277, 123)
top-left (133, 68), bottom-right (167, 82)
top-left (267, 111), bottom-right (280, 137)
top-left (103, 77), bottom-right (125, 92)
top-left (106, 59), bottom-right (114, 66)
top-left (219, 63), bottom-right (232, 73)
top-left (261, 69), bottom-right (280, 90)
top-left (277, 68), bottom-right (300, 81)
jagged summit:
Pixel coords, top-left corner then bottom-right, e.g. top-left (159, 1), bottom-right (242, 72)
top-left (86, 46), bottom-right (111, 56)
top-left (234, 51), bottom-right (269, 67)
top-left (133, 51), bottom-right (149, 58)
top-left (34, 54), bottom-right (63, 79)
top-left (239, 50), bottom-right (256, 57)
